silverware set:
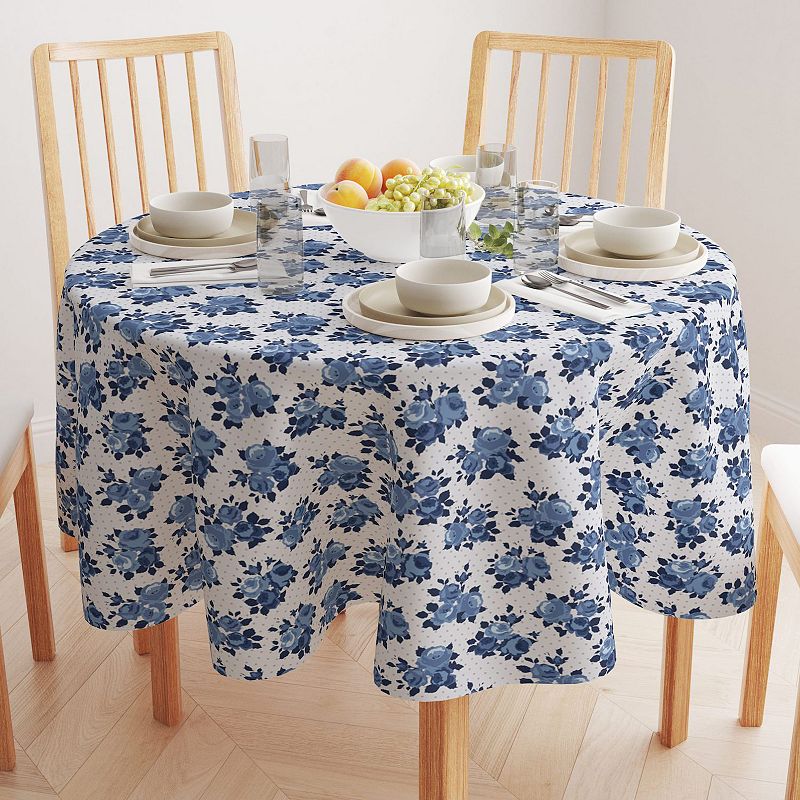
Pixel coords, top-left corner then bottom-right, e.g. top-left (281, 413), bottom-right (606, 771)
top-left (149, 257), bottom-right (257, 278)
top-left (520, 269), bottom-right (629, 310)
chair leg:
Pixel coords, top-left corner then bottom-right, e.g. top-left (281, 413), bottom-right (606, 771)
top-left (13, 428), bottom-right (55, 662)
top-left (787, 685), bottom-right (800, 800)
top-left (0, 632), bottom-right (15, 771)
top-left (60, 532), bottom-right (78, 553)
top-left (150, 617), bottom-right (182, 726)
top-left (660, 616), bottom-right (694, 747)
top-left (419, 696), bottom-right (469, 800)
top-left (133, 628), bottom-right (152, 655)
top-left (740, 491), bottom-right (782, 727)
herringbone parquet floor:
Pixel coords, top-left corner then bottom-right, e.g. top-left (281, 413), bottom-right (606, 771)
top-left (0, 435), bottom-right (795, 799)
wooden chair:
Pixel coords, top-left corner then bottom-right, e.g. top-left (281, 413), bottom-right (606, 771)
top-left (463, 31), bottom-right (675, 208)
top-left (0, 399), bottom-right (56, 770)
top-left (740, 446), bottom-right (800, 799)
top-left (32, 31), bottom-right (246, 727)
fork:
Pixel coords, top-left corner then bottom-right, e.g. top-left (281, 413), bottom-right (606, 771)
top-left (539, 269), bottom-right (630, 305)
top-left (298, 189), bottom-right (313, 213)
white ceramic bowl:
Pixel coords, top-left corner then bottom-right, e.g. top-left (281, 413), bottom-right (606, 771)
top-left (429, 154), bottom-right (477, 182)
top-left (318, 183), bottom-right (484, 263)
top-left (395, 258), bottom-right (491, 316)
top-left (149, 191), bottom-right (234, 239)
top-left (593, 206), bottom-right (681, 258)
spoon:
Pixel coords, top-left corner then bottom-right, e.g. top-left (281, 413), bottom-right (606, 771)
top-left (520, 272), bottom-right (610, 309)
top-left (559, 214), bottom-right (593, 226)
top-left (150, 257), bottom-right (257, 278)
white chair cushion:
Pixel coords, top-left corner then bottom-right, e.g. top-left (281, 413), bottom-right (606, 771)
top-left (761, 444), bottom-right (800, 541)
top-left (0, 396), bottom-right (33, 476)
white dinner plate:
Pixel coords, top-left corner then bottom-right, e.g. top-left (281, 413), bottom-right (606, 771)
top-left (130, 228), bottom-right (256, 260)
top-left (359, 280), bottom-right (508, 326)
top-left (558, 241), bottom-right (708, 282)
top-left (343, 286), bottom-right (515, 340)
top-left (133, 209), bottom-right (256, 247)
top-left (563, 229), bottom-right (701, 268)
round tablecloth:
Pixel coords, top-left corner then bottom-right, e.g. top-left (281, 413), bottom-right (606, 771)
top-left (56, 193), bottom-right (755, 700)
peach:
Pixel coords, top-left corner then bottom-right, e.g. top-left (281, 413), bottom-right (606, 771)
top-left (334, 158), bottom-right (383, 198)
top-left (324, 180), bottom-right (369, 209)
top-left (381, 158), bottom-right (421, 190)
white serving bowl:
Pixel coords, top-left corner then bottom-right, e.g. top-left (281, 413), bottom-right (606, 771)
top-left (318, 183), bottom-right (484, 263)
top-left (593, 206), bottom-right (681, 258)
top-left (429, 154), bottom-right (477, 182)
top-left (395, 258), bottom-right (491, 316)
top-left (149, 191), bottom-right (234, 239)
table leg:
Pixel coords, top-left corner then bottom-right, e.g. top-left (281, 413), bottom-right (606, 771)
top-left (419, 696), bottom-right (469, 800)
top-left (150, 617), bottom-right (182, 726)
top-left (60, 532), bottom-right (78, 552)
top-left (660, 616), bottom-right (694, 747)
top-left (133, 629), bottom-right (152, 655)
top-left (740, 492), bottom-right (782, 727)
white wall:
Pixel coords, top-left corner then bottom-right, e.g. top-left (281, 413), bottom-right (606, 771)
top-left (603, 0), bottom-right (800, 442)
top-left (0, 0), bottom-right (606, 461)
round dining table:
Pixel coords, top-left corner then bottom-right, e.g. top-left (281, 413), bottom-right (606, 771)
top-left (56, 192), bottom-right (755, 798)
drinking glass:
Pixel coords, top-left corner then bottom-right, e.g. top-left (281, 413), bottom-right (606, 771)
top-left (249, 134), bottom-right (290, 191)
top-left (249, 134), bottom-right (303, 295)
top-left (256, 190), bottom-right (303, 296)
top-left (420, 198), bottom-right (466, 259)
top-left (476, 143), bottom-right (517, 221)
top-left (513, 180), bottom-right (560, 274)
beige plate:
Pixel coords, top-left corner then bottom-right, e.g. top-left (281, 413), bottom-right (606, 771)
top-left (563, 228), bottom-right (701, 268)
top-left (344, 287), bottom-right (515, 341)
top-left (134, 209), bottom-right (256, 246)
top-left (358, 280), bottom-right (507, 326)
top-left (558, 241), bottom-right (707, 283)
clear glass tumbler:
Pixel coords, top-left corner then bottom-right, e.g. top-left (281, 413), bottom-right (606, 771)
top-left (476, 143), bottom-right (517, 222)
top-left (249, 134), bottom-right (290, 193)
top-left (248, 135), bottom-right (302, 295)
top-left (513, 180), bottom-right (560, 274)
top-left (420, 198), bottom-right (466, 259)
top-left (256, 190), bottom-right (303, 296)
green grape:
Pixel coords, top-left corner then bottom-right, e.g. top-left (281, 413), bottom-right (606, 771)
top-left (364, 168), bottom-right (476, 212)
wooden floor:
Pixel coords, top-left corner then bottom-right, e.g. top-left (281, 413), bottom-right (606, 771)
top-left (0, 436), bottom-right (795, 800)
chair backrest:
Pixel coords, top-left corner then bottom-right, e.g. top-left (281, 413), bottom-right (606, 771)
top-left (32, 31), bottom-right (247, 319)
top-left (463, 32), bottom-right (675, 209)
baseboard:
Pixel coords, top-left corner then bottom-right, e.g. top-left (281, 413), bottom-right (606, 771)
top-left (31, 414), bottom-right (56, 465)
top-left (751, 389), bottom-right (800, 445)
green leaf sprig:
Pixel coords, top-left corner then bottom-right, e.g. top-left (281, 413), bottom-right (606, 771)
top-left (468, 221), bottom-right (514, 258)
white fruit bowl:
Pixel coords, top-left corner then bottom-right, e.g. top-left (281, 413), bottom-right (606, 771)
top-left (318, 183), bottom-right (485, 263)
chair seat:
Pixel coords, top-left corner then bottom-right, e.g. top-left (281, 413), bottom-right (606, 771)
top-left (0, 398), bottom-right (33, 477)
top-left (762, 444), bottom-right (800, 541)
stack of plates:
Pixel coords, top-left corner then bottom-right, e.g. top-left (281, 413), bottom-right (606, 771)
top-left (343, 279), bottom-right (515, 341)
top-left (559, 229), bottom-right (707, 282)
top-left (130, 210), bottom-right (257, 259)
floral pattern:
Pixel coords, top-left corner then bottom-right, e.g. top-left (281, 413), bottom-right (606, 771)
top-left (56, 194), bottom-right (754, 701)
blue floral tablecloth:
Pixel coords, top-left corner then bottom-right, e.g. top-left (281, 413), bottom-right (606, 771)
top-left (56, 194), bottom-right (754, 700)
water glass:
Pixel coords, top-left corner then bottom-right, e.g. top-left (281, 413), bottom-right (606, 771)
top-left (513, 180), bottom-right (560, 274)
top-left (256, 190), bottom-right (303, 296)
top-left (249, 134), bottom-right (290, 192)
top-left (420, 198), bottom-right (466, 259)
top-left (476, 143), bottom-right (517, 221)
